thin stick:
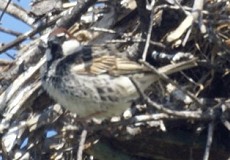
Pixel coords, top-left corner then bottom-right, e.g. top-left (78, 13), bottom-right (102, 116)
top-left (0, 0), bottom-right (34, 25)
top-left (146, 97), bottom-right (203, 120)
top-left (140, 59), bottom-right (202, 106)
top-left (130, 77), bottom-right (145, 101)
top-left (0, 0), bottom-right (12, 22)
top-left (130, 69), bottom-right (202, 120)
top-left (77, 129), bottom-right (87, 160)
top-left (5, 52), bottom-right (15, 60)
top-left (0, 15), bottom-right (60, 54)
top-left (142, 10), bottom-right (154, 61)
top-left (203, 121), bottom-right (214, 160)
top-left (0, 26), bottom-right (22, 36)
top-left (55, 0), bottom-right (97, 29)
top-left (130, 60), bottom-right (218, 120)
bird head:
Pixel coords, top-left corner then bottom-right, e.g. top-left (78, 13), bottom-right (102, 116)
top-left (45, 28), bottom-right (81, 62)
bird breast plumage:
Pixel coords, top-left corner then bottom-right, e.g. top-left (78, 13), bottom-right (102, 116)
top-left (42, 69), bottom-right (149, 118)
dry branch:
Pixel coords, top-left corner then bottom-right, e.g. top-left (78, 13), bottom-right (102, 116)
top-left (0, 26), bottom-right (22, 36)
top-left (55, 0), bottom-right (97, 29)
top-left (0, 0), bottom-right (230, 160)
top-left (0, 16), bottom-right (60, 54)
top-left (0, 0), bottom-right (34, 26)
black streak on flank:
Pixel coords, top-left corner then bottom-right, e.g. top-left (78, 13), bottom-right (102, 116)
top-left (97, 88), bottom-right (105, 94)
top-left (108, 96), bottom-right (118, 102)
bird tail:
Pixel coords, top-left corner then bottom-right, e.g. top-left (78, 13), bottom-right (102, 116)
top-left (132, 58), bottom-right (198, 90)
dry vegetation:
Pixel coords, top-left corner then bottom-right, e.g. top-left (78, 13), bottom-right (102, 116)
top-left (0, 0), bottom-right (230, 159)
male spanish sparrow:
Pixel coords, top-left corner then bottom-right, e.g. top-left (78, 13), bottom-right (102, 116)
top-left (41, 28), bottom-right (197, 119)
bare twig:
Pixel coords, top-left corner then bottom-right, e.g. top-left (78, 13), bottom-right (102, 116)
top-left (4, 52), bottom-right (15, 60)
top-left (55, 0), bottom-right (97, 29)
top-left (142, 10), bottom-right (154, 61)
top-left (149, 40), bottom-right (166, 48)
top-left (0, 15), bottom-right (60, 54)
top-left (77, 129), bottom-right (87, 160)
top-left (129, 62), bottom-right (216, 120)
top-left (0, 56), bottom-right (45, 112)
top-left (131, 80), bottom-right (220, 122)
top-left (140, 59), bottom-right (202, 106)
top-left (146, 97), bottom-right (204, 120)
top-left (203, 121), bottom-right (214, 160)
top-left (166, 0), bottom-right (204, 43)
top-left (220, 100), bottom-right (230, 131)
top-left (0, 26), bottom-right (22, 37)
top-left (133, 113), bottom-right (172, 122)
top-left (0, 0), bottom-right (11, 22)
top-left (0, 0), bottom-right (34, 26)
top-left (106, 38), bottom-right (143, 44)
top-left (90, 27), bottom-right (117, 34)
top-left (130, 77), bottom-right (145, 101)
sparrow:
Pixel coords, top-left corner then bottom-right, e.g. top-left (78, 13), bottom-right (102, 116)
top-left (41, 28), bottom-right (197, 119)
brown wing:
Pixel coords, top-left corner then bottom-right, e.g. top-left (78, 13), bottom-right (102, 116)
top-left (70, 54), bottom-right (149, 76)
top-left (68, 45), bottom-right (198, 76)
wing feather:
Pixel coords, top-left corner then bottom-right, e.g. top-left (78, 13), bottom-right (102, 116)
top-left (61, 45), bottom-right (197, 77)
top-left (70, 54), bottom-right (148, 76)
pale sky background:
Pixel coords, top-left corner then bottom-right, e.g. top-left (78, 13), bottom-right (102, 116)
top-left (0, 0), bottom-right (31, 60)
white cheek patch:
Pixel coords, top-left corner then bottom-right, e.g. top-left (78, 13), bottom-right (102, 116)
top-left (62, 39), bottom-right (81, 56)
